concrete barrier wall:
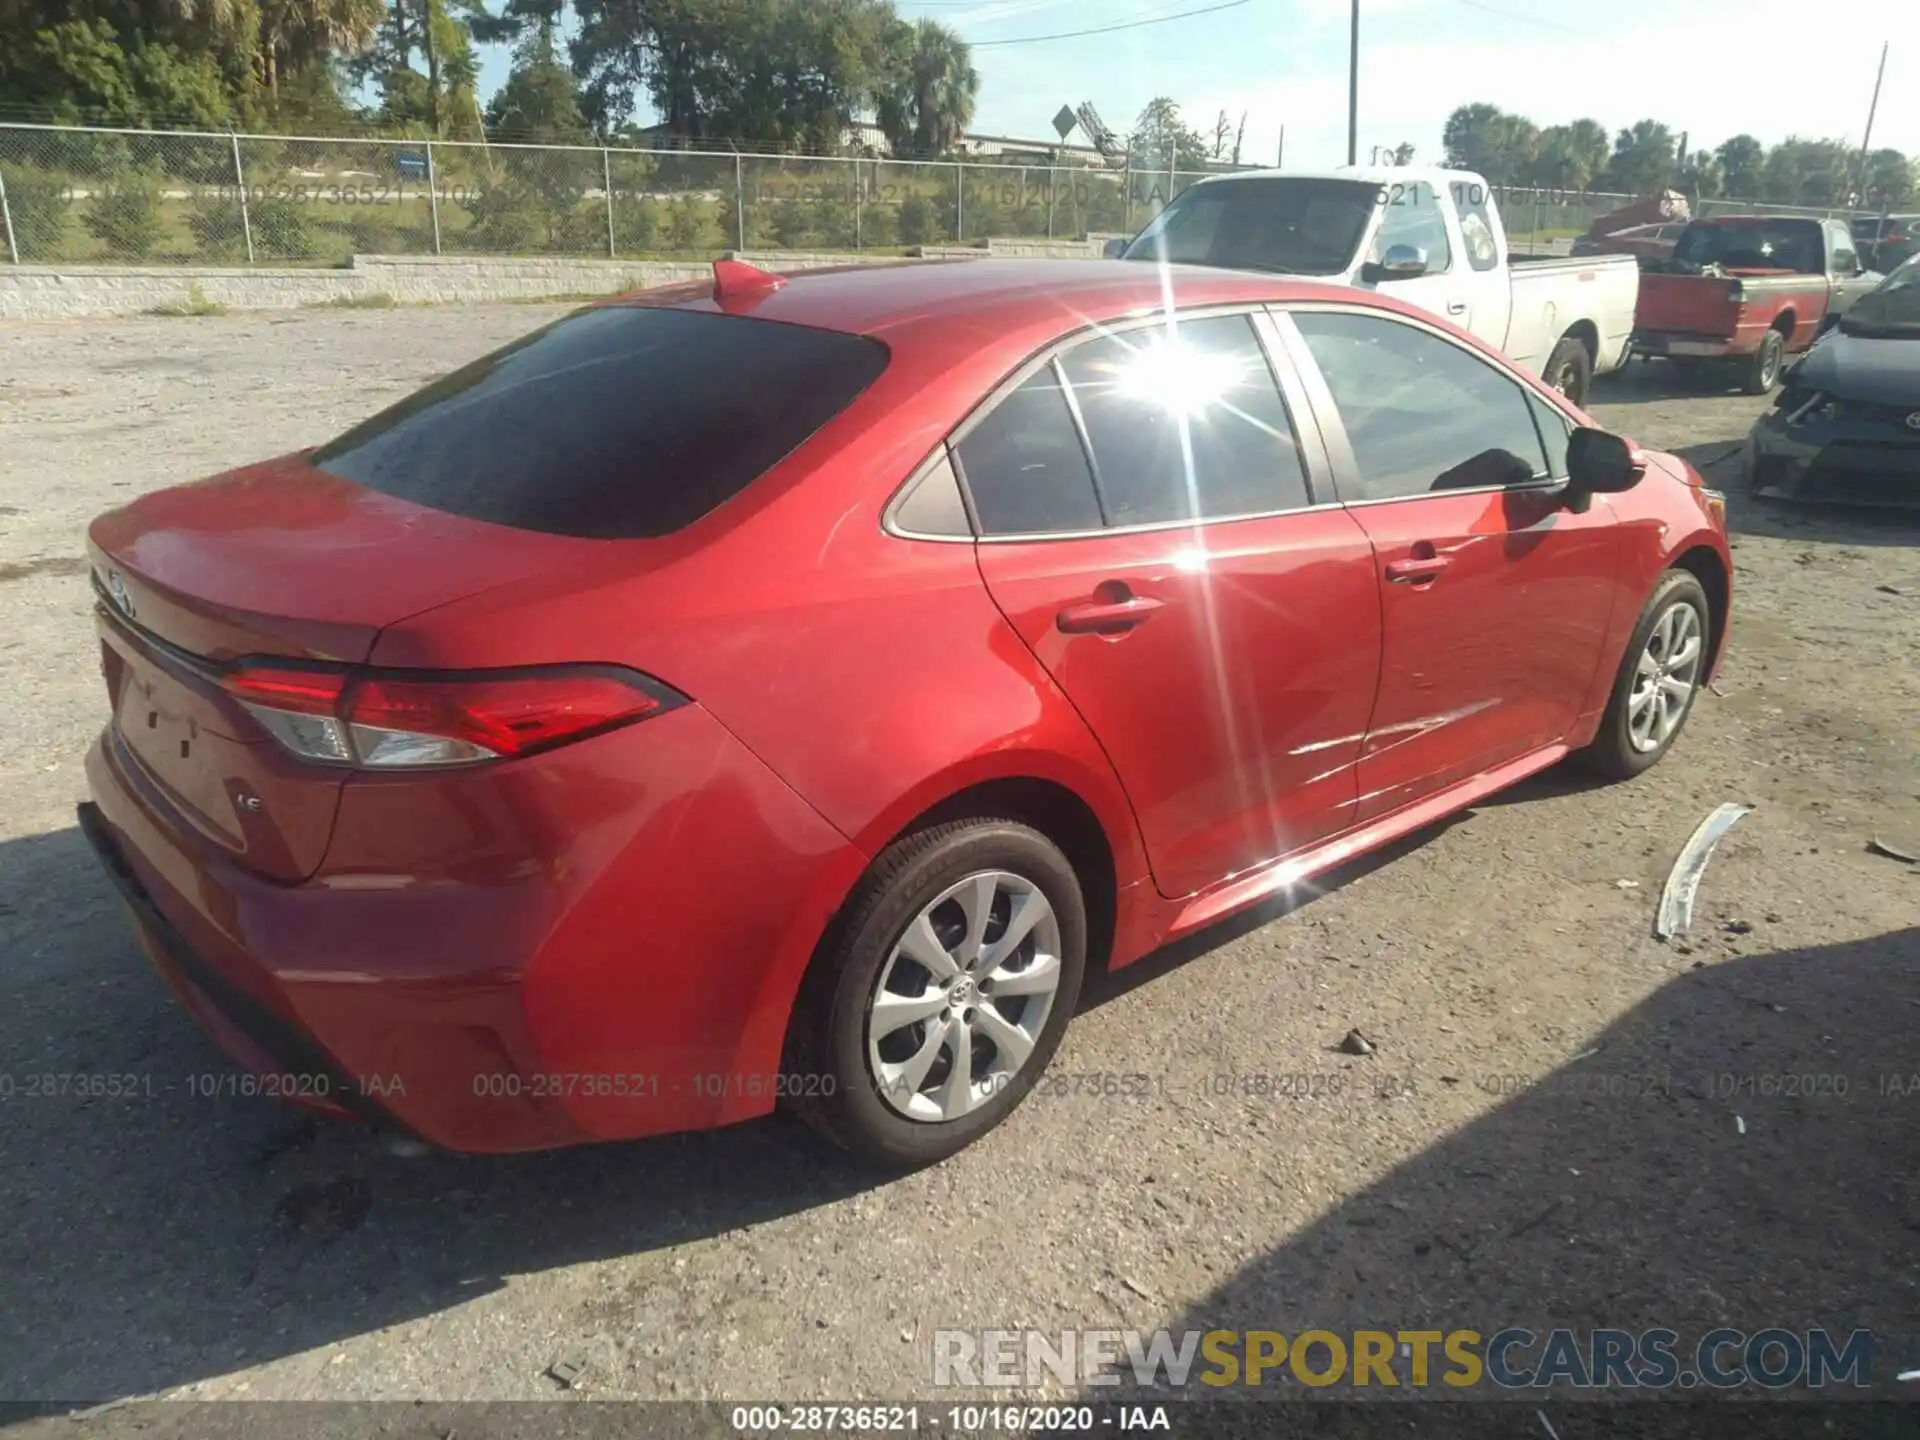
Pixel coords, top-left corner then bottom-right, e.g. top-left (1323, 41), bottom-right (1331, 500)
top-left (0, 248), bottom-right (966, 321)
top-left (0, 240), bottom-right (1132, 320)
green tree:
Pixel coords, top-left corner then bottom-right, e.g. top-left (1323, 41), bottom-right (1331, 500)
top-left (571, 0), bottom-right (901, 150)
top-left (1525, 118), bottom-right (1609, 190)
top-left (484, 17), bottom-right (589, 141)
top-left (85, 178), bottom-right (167, 259)
top-left (1606, 119), bottom-right (1679, 196)
top-left (1128, 97), bottom-right (1209, 175)
top-left (1860, 148), bottom-right (1916, 209)
top-left (875, 18), bottom-right (978, 159)
top-left (1714, 134), bottom-right (1766, 197)
top-left (1440, 103), bottom-right (1537, 185)
top-left (1760, 137), bottom-right (1851, 205)
top-left (1679, 150), bottom-right (1724, 199)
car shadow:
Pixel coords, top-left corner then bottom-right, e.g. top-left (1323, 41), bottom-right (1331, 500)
top-left (0, 822), bottom-right (884, 1407)
top-left (1590, 358), bottom-right (1744, 405)
top-left (1126, 925), bottom-right (1920, 1403)
top-left (0, 808), bottom-right (1466, 1408)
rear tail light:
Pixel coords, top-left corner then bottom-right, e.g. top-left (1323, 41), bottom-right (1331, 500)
top-left (221, 663), bottom-right (685, 769)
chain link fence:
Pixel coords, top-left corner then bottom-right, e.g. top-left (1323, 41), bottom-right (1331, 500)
top-left (0, 121), bottom-right (1263, 267)
top-left (1, 121), bottom-right (1894, 268)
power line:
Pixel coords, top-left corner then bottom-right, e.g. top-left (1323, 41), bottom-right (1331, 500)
top-left (970, 0), bottom-right (1252, 47)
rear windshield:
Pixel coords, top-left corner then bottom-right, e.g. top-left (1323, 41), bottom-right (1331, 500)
top-left (1120, 177), bottom-right (1377, 276)
top-left (1671, 220), bottom-right (1822, 272)
top-left (312, 305), bottom-right (889, 539)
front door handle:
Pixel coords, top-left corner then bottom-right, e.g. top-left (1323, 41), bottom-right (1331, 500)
top-left (1057, 593), bottom-right (1165, 634)
top-left (1446, 300), bottom-right (1468, 315)
top-left (1384, 555), bottom-right (1450, 584)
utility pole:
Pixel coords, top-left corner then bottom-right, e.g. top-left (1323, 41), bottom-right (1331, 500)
top-left (1347, 0), bottom-right (1359, 166)
top-left (1853, 41), bottom-right (1889, 205)
top-left (1277, 124), bottom-right (1285, 168)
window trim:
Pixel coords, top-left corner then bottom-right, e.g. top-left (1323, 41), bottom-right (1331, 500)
top-left (1267, 302), bottom-right (1572, 509)
top-left (881, 446), bottom-right (978, 543)
top-left (941, 303), bottom-right (1341, 545)
top-left (1369, 180), bottom-right (1456, 277)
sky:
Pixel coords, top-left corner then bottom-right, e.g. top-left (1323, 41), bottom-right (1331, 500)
top-left (475, 0), bottom-right (1920, 172)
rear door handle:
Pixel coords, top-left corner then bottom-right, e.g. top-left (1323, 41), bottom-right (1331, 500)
top-left (1056, 594), bottom-right (1165, 634)
top-left (1384, 555), bottom-right (1450, 584)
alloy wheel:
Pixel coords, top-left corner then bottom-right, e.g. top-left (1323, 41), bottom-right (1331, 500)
top-left (1627, 601), bottom-right (1704, 753)
top-left (866, 870), bottom-right (1063, 1122)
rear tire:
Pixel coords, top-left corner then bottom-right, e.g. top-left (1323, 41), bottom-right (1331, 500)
top-left (1740, 329), bottom-right (1786, 394)
top-left (1577, 570), bottom-right (1711, 780)
top-left (1544, 336), bottom-right (1593, 408)
top-left (786, 817), bottom-right (1087, 1168)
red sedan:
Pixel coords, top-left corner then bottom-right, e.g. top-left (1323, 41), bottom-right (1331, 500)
top-left (80, 257), bottom-right (1732, 1165)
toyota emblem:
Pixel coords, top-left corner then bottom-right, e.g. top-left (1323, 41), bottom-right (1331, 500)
top-left (106, 569), bottom-right (134, 618)
top-left (1906, 412), bottom-right (1920, 431)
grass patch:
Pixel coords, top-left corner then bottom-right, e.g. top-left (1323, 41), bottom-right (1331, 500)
top-left (311, 291), bottom-right (398, 309)
top-left (147, 283), bottom-right (227, 316)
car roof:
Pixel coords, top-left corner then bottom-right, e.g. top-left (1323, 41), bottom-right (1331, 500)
top-left (617, 257), bottom-right (1426, 365)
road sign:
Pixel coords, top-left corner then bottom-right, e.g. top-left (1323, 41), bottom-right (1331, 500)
top-left (1052, 106), bottom-right (1078, 141)
top-left (395, 149), bottom-right (428, 181)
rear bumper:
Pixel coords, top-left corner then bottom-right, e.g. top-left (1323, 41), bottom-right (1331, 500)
top-left (1632, 330), bottom-right (1743, 359)
top-left (1746, 416), bottom-right (1920, 508)
top-left (82, 703), bottom-right (867, 1153)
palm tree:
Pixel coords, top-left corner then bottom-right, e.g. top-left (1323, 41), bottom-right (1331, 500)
top-left (255, 0), bottom-right (383, 96)
top-left (878, 19), bottom-right (978, 159)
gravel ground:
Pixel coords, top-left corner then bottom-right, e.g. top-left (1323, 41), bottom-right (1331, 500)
top-left (1, 308), bottom-right (1917, 1421)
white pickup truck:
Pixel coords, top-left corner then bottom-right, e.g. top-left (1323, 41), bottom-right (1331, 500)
top-left (1108, 165), bottom-right (1639, 407)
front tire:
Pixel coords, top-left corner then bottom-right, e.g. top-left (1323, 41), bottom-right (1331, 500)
top-left (1578, 570), bottom-right (1711, 780)
top-left (786, 817), bottom-right (1087, 1167)
top-left (1544, 336), bottom-right (1593, 408)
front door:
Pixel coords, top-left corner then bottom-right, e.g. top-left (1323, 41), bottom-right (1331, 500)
top-left (954, 311), bottom-right (1383, 899)
top-left (1362, 179), bottom-right (1477, 335)
top-left (1281, 306), bottom-right (1621, 819)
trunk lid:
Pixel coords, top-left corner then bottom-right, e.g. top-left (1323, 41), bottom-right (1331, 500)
top-left (1635, 272), bottom-right (1741, 338)
top-left (88, 453), bottom-right (584, 881)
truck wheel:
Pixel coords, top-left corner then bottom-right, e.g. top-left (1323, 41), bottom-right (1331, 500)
top-left (1544, 337), bottom-right (1592, 407)
top-left (1740, 330), bottom-right (1785, 394)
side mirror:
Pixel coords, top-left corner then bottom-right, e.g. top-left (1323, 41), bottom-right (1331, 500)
top-left (1564, 427), bottom-right (1646, 509)
top-left (1360, 244), bottom-right (1428, 284)
top-left (1103, 237), bottom-right (1128, 259)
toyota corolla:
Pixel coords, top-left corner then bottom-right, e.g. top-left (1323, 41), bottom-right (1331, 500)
top-left (80, 257), bottom-right (1732, 1165)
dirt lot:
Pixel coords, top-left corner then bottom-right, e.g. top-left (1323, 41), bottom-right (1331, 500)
top-left (1, 307), bottom-right (1917, 1420)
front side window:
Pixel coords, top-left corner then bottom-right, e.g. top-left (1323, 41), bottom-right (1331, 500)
top-left (1827, 223), bottom-right (1860, 273)
top-left (1368, 181), bottom-right (1453, 275)
top-left (1056, 314), bottom-right (1312, 527)
top-left (1291, 310), bottom-right (1550, 502)
top-left (1449, 179), bottom-right (1501, 272)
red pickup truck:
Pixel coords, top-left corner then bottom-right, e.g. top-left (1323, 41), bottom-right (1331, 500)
top-left (1629, 216), bottom-right (1883, 392)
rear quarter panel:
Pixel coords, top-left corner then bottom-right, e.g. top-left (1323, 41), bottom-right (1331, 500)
top-left (1508, 255), bottom-right (1638, 372)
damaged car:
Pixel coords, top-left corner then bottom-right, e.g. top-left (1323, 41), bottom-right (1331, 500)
top-left (1745, 253), bottom-right (1920, 507)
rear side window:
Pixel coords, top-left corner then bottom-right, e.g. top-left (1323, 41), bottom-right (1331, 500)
top-left (1057, 314), bottom-right (1311, 525)
top-left (312, 306), bottom-right (889, 539)
top-left (954, 366), bottom-right (1104, 536)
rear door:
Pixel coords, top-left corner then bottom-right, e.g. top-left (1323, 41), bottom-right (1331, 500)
top-left (959, 309), bottom-right (1383, 900)
top-left (1274, 305), bottom-right (1621, 820)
